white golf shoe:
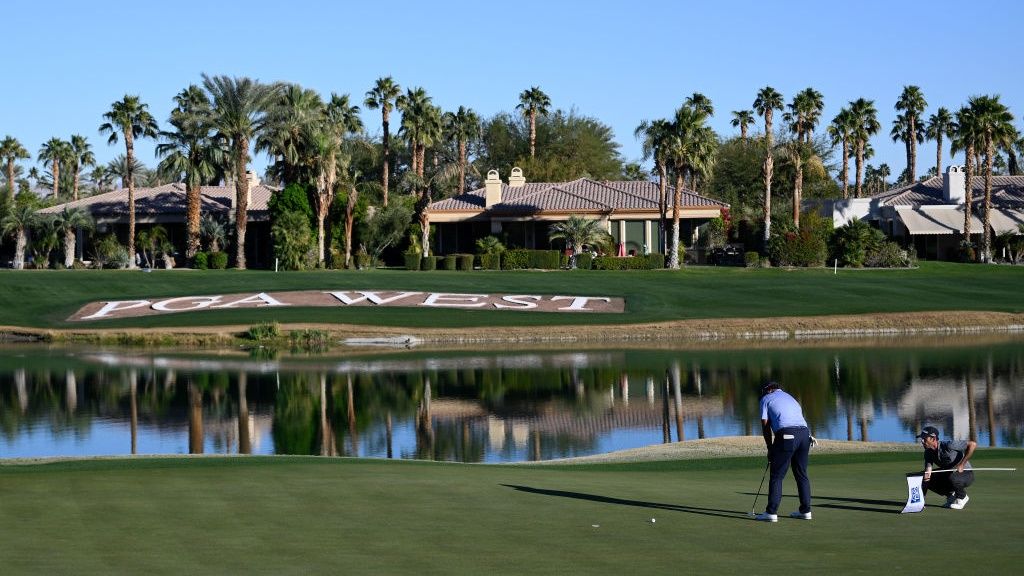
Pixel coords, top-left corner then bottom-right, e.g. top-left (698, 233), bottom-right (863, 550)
top-left (789, 511), bottom-right (812, 520)
top-left (950, 495), bottom-right (970, 510)
top-left (754, 513), bottom-right (778, 522)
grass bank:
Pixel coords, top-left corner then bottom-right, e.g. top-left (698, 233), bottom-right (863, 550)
top-left (2, 451), bottom-right (1021, 575)
top-left (0, 262), bottom-right (1022, 334)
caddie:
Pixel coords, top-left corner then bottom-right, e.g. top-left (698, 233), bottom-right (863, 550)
top-left (917, 426), bottom-right (976, 509)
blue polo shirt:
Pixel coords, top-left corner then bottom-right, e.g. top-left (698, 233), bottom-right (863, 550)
top-left (760, 390), bottom-right (808, 432)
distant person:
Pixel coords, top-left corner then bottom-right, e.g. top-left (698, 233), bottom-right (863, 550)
top-left (917, 426), bottom-right (976, 509)
top-left (755, 381), bottom-right (812, 522)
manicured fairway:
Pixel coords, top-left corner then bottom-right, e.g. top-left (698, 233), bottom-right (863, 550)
top-left (0, 261), bottom-right (1022, 330)
top-left (2, 451), bottom-right (1021, 575)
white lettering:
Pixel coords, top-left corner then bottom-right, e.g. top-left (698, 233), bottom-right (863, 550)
top-left (212, 292), bottom-right (289, 309)
top-left (551, 296), bottom-right (610, 311)
top-left (494, 295), bottom-right (541, 309)
top-left (326, 291), bottom-right (423, 305)
top-left (151, 295), bottom-right (224, 312)
top-left (81, 300), bottom-right (151, 319)
top-left (421, 293), bottom-right (487, 308)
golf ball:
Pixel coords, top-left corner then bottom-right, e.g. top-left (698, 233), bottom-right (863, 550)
top-left (650, 518), bottom-right (656, 523)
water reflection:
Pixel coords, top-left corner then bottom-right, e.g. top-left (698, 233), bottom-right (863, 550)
top-left (1, 339), bottom-right (1023, 462)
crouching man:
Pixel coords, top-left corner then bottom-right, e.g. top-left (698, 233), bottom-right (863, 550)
top-left (918, 426), bottom-right (976, 509)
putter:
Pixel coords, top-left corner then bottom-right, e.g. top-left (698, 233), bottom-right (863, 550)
top-left (749, 461), bottom-right (770, 517)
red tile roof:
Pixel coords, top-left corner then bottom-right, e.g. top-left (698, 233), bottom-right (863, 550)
top-left (39, 183), bottom-right (278, 222)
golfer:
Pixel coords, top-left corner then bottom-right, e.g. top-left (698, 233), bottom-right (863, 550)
top-left (917, 426), bottom-right (976, 509)
top-left (755, 381), bottom-right (812, 522)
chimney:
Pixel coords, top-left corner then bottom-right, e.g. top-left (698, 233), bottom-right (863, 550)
top-left (508, 166), bottom-right (526, 188)
top-left (485, 169), bottom-right (502, 207)
top-left (246, 170), bottom-right (261, 190)
top-left (943, 165), bottom-right (966, 204)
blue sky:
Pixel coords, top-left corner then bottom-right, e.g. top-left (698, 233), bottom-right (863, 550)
top-left (4, 0), bottom-right (1023, 184)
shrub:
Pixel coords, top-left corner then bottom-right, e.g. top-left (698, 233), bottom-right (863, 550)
top-left (475, 235), bottom-right (506, 255)
top-left (91, 235), bottom-right (130, 269)
top-left (768, 229), bottom-right (827, 267)
top-left (289, 329), bottom-right (330, 353)
top-left (245, 322), bottom-right (280, 341)
top-left (271, 210), bottom-right (314, 270)
top-left (529, 250), bottom-right (561, 269)
top-left (355, 250), bottom-right (372, 269)
top-left (443, 254), bottom-right (457, 270)
top-left (209, 251), bottom-right (228, 270)
top-left (745, 251), bottom-right (761, 268)
top-left (865, 241), bottom-right (913, 268)
top-left (480, 252), bottom-right (500, 270)
top-left (421, 255), bottom-right (438, 271)
top-left (591, 254), bottom-right (664, 270)
top-left (502, 249), bottom-right (531, 269)
top-left (831, 219), bottom-right (885, 267)
top-left (194, 251), bottom-right (209, 270)
top-left (404, 251), bottom-right (422, 270)
top-left (457, 254), bottom-right (475, 271)
top-left (575, 252), bottom-right (594, 270)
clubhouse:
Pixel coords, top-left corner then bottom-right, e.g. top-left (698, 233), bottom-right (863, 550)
top-left (428, 168), bottom-right (728, 256)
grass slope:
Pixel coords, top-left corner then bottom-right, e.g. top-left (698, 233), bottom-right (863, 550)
top-left (2, 451), bottom-right (1021, 575)
top-left (0, 261), bottom-right (1022, 330)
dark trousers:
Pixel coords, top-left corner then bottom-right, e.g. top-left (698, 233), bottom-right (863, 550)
top-left (767, 426), bottom-right (811, 515)
top-left (923, 470), bottom-right (974, 499)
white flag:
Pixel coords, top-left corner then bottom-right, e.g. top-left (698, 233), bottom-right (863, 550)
top-left (902, 475), bottom-right (926, 514)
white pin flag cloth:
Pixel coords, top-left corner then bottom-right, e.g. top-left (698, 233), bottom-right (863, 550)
top-left (902, 475), bottom-right (926, 513)
top-left (902, 468), bottom-right (1016, 514)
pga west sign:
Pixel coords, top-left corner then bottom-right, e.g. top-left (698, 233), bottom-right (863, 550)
top-left (70, 290), bottom-right (625, 321)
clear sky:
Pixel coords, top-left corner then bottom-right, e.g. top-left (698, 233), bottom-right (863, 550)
top-left (4, 0), bottom-right (1023, 185)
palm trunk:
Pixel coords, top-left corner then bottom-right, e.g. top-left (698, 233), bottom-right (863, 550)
top-left (964, 145), bottom-right (974, 239)
top-left (125, 134), bottom-right (137, 269)
top-left (63, 228), bottom-right (75, 268)
top-left (841, 139), bottom-right (850, 199)
top-left (793, 154), bottom-right (803, 228)
top-left (382, 109), bottom-right (391, 207)
top-left (458, 138), bottom-right (467, 193)
top-left (854, 142), bottom-right (865, 198)
top-left (658, 163), bottom-right (668, 254)
top-left (13, 229), bottom-right (26, 269)
top-left (983, 136), bottom-right (993, 262)
top-left (529, 109), bottom-right (537, 158)
top-left (5, 160), bottom-right (15, 203)
top-left (72, 163), bottom-right (80, 201)
top-left (185, 180), bottom-right (201, 262)
top-left (762, 113), bottom-right (774, 249)
top-left (740, 125), bottom-right (748, 140)
top-left (909, 116), bottom-right (917, 181)
top-left (935, 134), bottom-right (943, 178)
top-left (344, 185), bottom-right (357, 268)
top-left (234, 139), bottom-right (249, 270)
top-left (419, 206), bottom-right (430, 258)
top-left (52, 158), bottom-right (60, 201)
top-left (669, 171), bottom-right (683, 269)
top-left (238, 373), bottom-right (251, 455)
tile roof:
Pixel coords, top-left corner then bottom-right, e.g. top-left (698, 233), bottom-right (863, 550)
top-left (429, 178), bottom-right (727, 215)
top-left (871, 175), bottom-right (1024, 209)
top-left (38, 183), bottom-right (278, 222)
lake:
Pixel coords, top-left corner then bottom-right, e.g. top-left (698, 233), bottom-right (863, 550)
top-left (2, 336), bottom-right (1022, 462)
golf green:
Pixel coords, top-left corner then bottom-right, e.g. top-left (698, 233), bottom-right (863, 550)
top-left (2, 451), bottom-right (1020, 574)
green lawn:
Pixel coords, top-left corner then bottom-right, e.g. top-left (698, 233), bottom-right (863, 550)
top-left (1, 451), bottom-right (1021, 575)
top-left (0, 261), bottom-right (1022, 330)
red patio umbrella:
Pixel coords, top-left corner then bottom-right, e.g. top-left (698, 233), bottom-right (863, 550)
top-left (617, 242), bottom-right (626, 257)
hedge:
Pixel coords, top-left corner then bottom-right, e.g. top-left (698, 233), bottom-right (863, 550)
top-left (404, 252), bottom-right (422, 271)
top-left (443, 254), bottom-right (457, 271)
top-left (458, 254), bottom-right (475, 271)
top-left (480, 253), bottom-right (501, 270)
top-left (209, 251), bottom-right (228, 270)
top-left (501, 249), bottom-right (561, 270)
top-left (592, 253), bottom-right (665, 270)
top-left (421, 256), bottom-right (438, 271)
top-left (194, 251), bottom-right (209, 270)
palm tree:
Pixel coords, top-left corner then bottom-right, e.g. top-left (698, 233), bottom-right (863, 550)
top-left (828, 108), bottom-right (856, 198)
top-left (202, 74), bottom-right (282, 269)
top-left (969, 95), bottom-right (1016, 262)
top-left (38, 137), bottom-right (72, 201)
top-left (894, 86), bottom-right (928, 183)
top-left (753, 86), bottom-right (784, 248)
top-left (200, 213), bottom-right (227, 253)
top-left (257, 83), bottom-right (324, 185)
top-left (364, 76), bottom-right (402, 207)
top-left (926, 107), bottom-right (954, 178)
top-left (1, 204), bottom-right (37, 269)
top-left (635, 118), bottom-right (673, 253)
top-left (548, 215), bottom-right (612, 268)
top-left (785, 88), bottom-right (825, 143)
top-left (89, 165), bottom-right (114, 195)
top-left (685, 92), bottom-right (714, 117)
top-left (516, 86), bottom-right (551, 158)
top-left (396, 87), bottom-right (435, 177)
top-left (443, 106), bottom-right (481, 194)
top-left (68, 135), bottom-right (95, 201)
top-left (666, 103), bottom-right (715, 269)
top-left (106, 155), bottom-right (148, 189)
top-left (311, 93), bottom-right (363, 264)
top-left (52, 206), bottom-right (94, 267)
top-left (849, 98), bottom-right (880, 198)
top-left (1, 136), bottom-right (30, 203)
top-left (156, 85), bottom-right (223, 263)
top-left (99, 95), bottom-right (159, 269)
top-left (730, 110), bottom-right (754, 140)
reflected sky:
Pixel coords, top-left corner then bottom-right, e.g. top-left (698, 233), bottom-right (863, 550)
top-left (2, 337), bottom-right (1023, 462)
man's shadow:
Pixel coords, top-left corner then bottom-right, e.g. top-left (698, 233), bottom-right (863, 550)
top-left (739, 491), bottom-right (904, 514)
top-left (502, 484), bottom-right (750, 521)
